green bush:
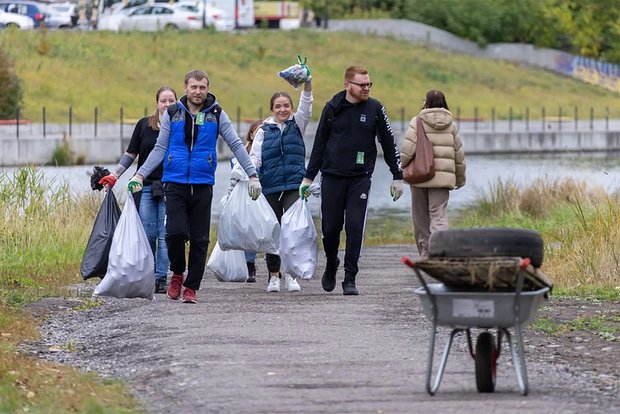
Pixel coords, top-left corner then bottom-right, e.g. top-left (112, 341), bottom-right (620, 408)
top-left (50, 141), bottom-right (75, 166)
top-left (0, 46), bottom-right (23, 119)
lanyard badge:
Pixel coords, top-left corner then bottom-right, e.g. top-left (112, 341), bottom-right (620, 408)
top-left (196, 112), bottom-right (205, 125)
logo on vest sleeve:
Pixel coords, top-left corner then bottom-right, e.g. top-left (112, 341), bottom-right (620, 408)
top-left (360, 114), bottom-right (367, 122)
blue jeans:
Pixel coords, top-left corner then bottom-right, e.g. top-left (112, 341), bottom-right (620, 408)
top-left (139, 185), bottom-right (169, 280)
top-left (245, 251), bottom-right (256, 263)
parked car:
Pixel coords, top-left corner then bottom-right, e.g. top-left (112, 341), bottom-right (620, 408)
top-left (0, 0), bottom-right (47, 28)
top-left (178, 1), bottom-right (233, 31)
top-left (0, 7), bottom-right (34, 28)
top-left (45, 2), bottom-right (78, 28)
top-left (118, 4), bottom-right (201, 31)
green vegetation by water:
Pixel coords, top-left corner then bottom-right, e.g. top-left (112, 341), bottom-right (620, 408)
top-left (1, 29), bottom-right (619, 123)
top-left (1, 167), bottom-right (619, 411)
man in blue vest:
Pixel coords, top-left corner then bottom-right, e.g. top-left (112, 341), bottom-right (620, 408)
top-left (128, 70), bottom-right (261, 304)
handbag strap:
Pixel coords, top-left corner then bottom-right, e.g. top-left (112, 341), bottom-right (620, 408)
top-left (416, 116), bottom-right (427, 143)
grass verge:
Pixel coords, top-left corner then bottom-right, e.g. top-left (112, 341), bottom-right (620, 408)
top-left (0, 167), bottom-right (142, 413)
top-left (1, 29), bottom-right (620, 122)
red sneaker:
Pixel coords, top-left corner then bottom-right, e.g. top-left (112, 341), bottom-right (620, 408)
top-left (182, 288), bottom-right (197, 304)
top-left (167, 274), bottom-right (183, 300)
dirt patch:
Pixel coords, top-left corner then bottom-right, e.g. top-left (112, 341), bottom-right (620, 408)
top-left (524, 297), bottom-right (620, 393)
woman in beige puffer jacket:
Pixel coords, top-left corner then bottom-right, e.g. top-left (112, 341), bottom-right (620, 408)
top-left (400, 90), bottom-right (465, 259)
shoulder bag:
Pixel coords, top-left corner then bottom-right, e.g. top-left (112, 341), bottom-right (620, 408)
top-left (403, 116), bottom-right (435, 184)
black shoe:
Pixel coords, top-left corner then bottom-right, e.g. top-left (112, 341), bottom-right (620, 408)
top-left (246, 262), bottom-right (256, 283)
top-left (154, 277), bottom-right (168, 294)
top-left (342, 282), bottom-right (359, 296)
top-left (321, 258), bottom-right (339, 292)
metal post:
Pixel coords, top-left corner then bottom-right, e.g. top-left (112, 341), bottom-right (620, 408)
top-left (401, 106), bottom-right (405, 134)
top-left (144, 107), bottom-right (147, 117)
top-left (558, 107), bottom-right (562, 132)
top-left (574, 106), bottom-right (578, 130)
top-left (509, 107), bottom-right (513, 131)
top-left (42, 106), bottom-right (46, 138)
top-left (258, 107), bottom-right (263, 120)
top-left (491, 107), bottom-right (495, 132)
top-left (69, 106), bottom-right (73, 137)
top-left (525, 106), bottom-right (529, 131)
top-left (474, 107), bottom-right (478, 132)
top-left (16, 106), bottom-right (20, 139)
top-left (237, 106), bottom-right (241, 134)
top-left (542, 106), bottom-right (546, 130)
top-left (456, 106), bottom-right (461, 125)
top-left (94, 107), bottom-right (98, 137)
top-left (590, 107), bottom-right (594, 130)
top-left (120, 107), bottom-right (123, 139)
top-left (605, 107), bottom-right (609, 131)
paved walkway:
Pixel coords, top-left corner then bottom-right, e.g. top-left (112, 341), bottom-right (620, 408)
top-left (28, 245), bottom-right (615, 413)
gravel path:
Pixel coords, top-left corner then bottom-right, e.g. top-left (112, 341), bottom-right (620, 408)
top-left (23, 246), bottom-right (619, 413)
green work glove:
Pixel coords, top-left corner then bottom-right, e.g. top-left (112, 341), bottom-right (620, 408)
top-left (248, 176), bottom-right (262, 201)
top-left (299, 178), bottom-right (312, 200)
top-left (128, 175), bottom-right (143, 193)
top-left (390, 179), bottom-right (403, 201)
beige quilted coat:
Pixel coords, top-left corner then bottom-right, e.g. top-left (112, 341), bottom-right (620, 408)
top-left (400, 108), bottom-right (465, 188)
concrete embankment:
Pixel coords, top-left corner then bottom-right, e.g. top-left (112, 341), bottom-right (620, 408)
top-left (2, 119), bottom-right (620, 166)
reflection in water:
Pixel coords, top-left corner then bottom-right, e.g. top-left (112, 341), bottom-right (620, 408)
top-left (3, 154), bottom-right (620, 221)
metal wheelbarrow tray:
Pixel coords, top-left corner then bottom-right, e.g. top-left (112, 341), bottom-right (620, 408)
top-left (402, 256), bottom-right (551, 396)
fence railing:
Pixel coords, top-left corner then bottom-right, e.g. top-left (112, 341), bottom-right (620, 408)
top-left (1, 105), bottom-right (618, 139)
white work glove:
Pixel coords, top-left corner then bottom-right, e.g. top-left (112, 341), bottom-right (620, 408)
top-left (248, 176), bottom-right (262, 200)
top-left (299, 178), bottom-right (312, 200)
top-left (390, 179), bottom-right (403, 201)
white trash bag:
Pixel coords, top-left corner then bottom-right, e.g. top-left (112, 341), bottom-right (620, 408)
top-left (207, 242), bottom-right (248, 282)
top-left (218, 179), bottom-right (280, 254)
top-left (94, 192), bottom-right (155, 300)
top-left (280, 197), bottom-right (318, 280)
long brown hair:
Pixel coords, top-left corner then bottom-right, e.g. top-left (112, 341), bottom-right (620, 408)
top-left (245, 119), bottom-right (262, 153)
top-left (422, 89), bottom-right (449, 111)
top-left (148, 86), bottom-right (177, 131)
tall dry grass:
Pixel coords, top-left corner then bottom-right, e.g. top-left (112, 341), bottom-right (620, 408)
top-left (0, 167), bottom-right (141, 413)
top-left (456, 177), bottom-right (620, 297)
top-left (0, 167), bottom-right (100, 305)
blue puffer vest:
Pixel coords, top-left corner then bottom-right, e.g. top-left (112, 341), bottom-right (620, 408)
top-left (259, 119), bottom-right (306, 195)
top-left (163, 100), bottom-right (220, 185)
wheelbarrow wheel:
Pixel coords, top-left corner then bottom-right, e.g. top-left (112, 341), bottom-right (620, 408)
top-left (475, 332), bottom-right (497, 393)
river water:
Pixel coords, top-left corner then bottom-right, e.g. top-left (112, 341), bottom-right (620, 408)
top-left (2, 154), bottom-right (620, 219)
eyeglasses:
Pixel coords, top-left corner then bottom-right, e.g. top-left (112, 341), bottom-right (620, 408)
top-left (347, 81), bottom-right (373, 89)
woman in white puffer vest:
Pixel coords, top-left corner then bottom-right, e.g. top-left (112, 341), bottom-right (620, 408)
top-left (400, 90), bottom-right (466, 259)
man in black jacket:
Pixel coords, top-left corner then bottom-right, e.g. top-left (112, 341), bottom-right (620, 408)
top-left (300, 65), bottom-right (403, 295)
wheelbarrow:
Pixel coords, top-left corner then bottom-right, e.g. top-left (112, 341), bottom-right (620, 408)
top-left (402, 256), bottom-right (550, 396)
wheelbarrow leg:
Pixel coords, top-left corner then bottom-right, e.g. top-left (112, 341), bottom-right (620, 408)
top-left (425, 324), bottom-right (463, 395)
top-left (502, 327), bottom-right (529, 396)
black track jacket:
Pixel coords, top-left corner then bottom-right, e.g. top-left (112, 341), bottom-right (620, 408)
top-left (305, 91), bottom-right (403, 180)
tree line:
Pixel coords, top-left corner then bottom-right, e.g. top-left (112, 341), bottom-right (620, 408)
top-left (301, 0), bottom-right (620, 64)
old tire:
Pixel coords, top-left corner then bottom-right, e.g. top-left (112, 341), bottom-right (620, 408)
top-left (428, 228), bottom-right (544, 268)
top-left (475, 331), bottom-right (497, 393)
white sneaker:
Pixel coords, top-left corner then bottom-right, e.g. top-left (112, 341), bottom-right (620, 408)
top-left (285, 274), bottom-right (301, 292)
top-left (267, 276), bottom-right (281, 292)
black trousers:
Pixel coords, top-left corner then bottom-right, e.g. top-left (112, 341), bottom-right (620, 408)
top-left (164, 183), bottom-right (212, 290)
top-left (264, 189), bottom-right (299, 274)
top-left (320, 175), bottom-right (371, 281)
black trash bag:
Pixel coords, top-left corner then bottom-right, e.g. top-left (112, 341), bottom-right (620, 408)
top-left (90, 165), bottom-right (111, 191)
top-left (80, 190), bottom-right (121, 279)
